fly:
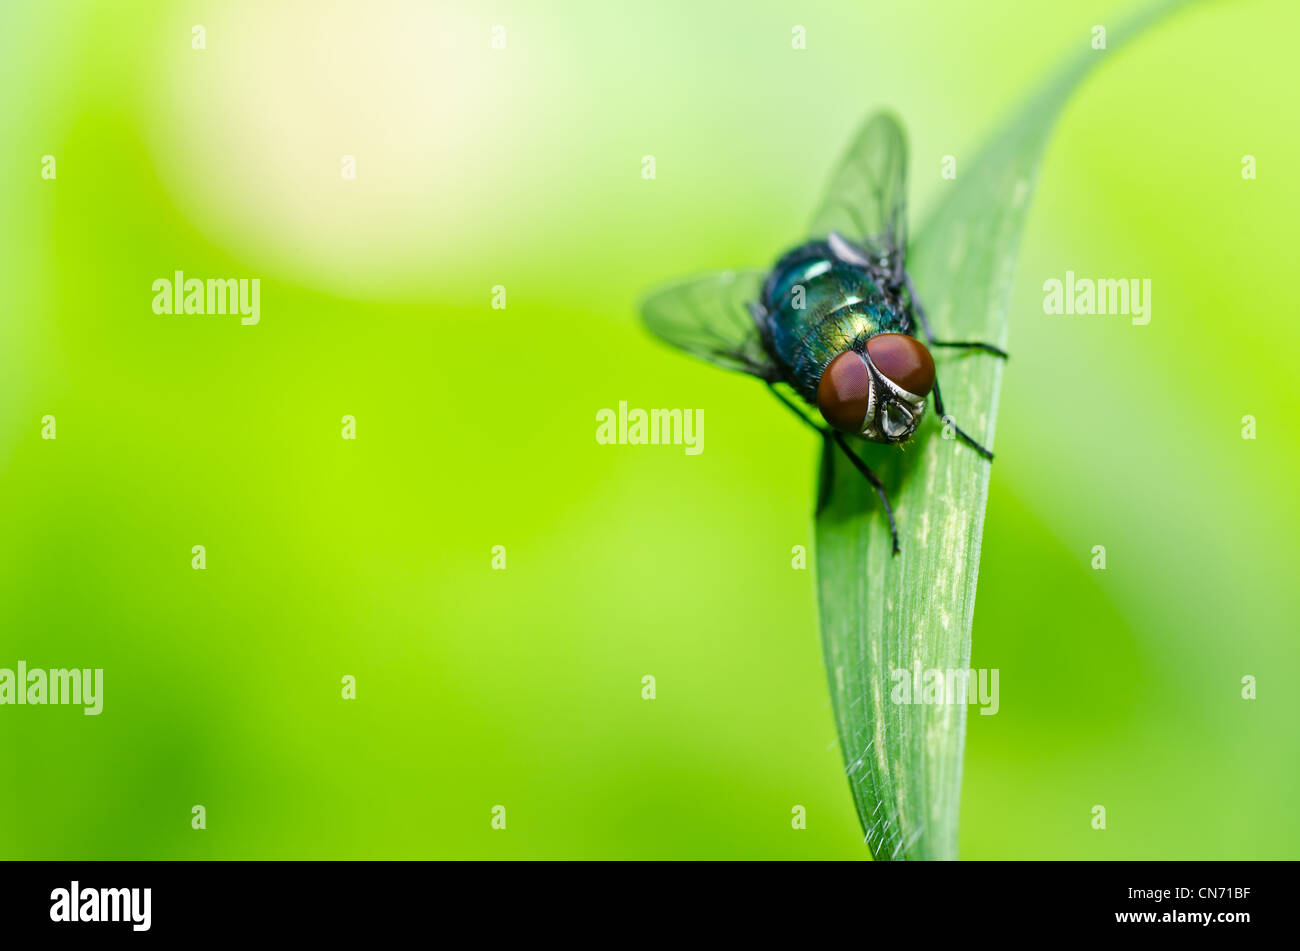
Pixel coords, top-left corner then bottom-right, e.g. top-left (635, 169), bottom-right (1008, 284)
top-left (641, 112), bottom-right (1007, 553)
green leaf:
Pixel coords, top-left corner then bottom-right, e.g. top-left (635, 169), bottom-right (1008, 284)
top-left (815, 0), bottom-right (1195, 860)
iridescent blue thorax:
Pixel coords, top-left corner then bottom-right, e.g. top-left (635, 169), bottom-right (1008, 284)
top-left (759, 241), bottom-right (908, 404)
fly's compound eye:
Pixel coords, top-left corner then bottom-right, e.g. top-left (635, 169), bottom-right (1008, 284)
top-left (865, 333), bottom-right (935, 398)
top-left (817, 350), bottom-right (874, 433)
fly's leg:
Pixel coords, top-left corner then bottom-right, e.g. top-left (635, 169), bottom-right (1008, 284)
top-left (903, 271), bottom-right (1009, 358)
top-left (765, 382), bottom-right (901, 554)
top-left (933, 341), bottom-right (1008, 358)
top-left (932, 379), bottom-right (994, 461)
top-left (902, 270), bottom-right (1001, 461)
top-left (831, 432), bottom-right (900, 555)
top-left (765, 383), bottom-right (838, 514)
top-left (901, 270), bottom-right (936, 342)
top-left (765, 382), bottom-right (824, 435)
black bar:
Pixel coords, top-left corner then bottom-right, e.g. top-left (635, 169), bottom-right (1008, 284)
top-left (0, 860), bottom-right (1282, 938)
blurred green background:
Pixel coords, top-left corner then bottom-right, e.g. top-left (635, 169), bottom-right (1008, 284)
top-left (1, 0), bottom-right (1296, 859)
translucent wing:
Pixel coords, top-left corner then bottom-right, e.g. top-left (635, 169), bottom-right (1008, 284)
top-left (640, 269), bottom-right (775, 378)
top-left (808, 112), bottom-right (909, 278)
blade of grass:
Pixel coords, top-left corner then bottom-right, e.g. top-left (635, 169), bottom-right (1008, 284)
top-left (815, 0), bottom-right (1197, 860)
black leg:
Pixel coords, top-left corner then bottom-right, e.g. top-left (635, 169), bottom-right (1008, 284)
top-left (903, 270), bottom-right (937, 343)
top-left (932, 340), bottom-right (1008, 359)
top-left (816, 435), bottom-right (836, 516)
top-left (903, 271), bottom-right (1008, 359)
top-left (766, 383), bottom-right (900, 555)
top-left (765, 383), bottom-right (824, 435)
top-left (932, 379), bottom-right (993, 461)
top-left (831, 432), bottom-right (900, 555)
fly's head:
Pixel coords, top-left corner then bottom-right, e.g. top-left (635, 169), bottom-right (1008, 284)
top-left (816, 334), bottom-right (935, 444)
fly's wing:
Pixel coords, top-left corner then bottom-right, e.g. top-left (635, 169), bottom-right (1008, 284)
top-left (808, 112), bottom-right (909, 279)
top-left (640, 269), bottom-right (775, 378)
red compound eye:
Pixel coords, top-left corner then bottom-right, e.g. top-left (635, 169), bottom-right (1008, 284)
top-left (817, 350), bottom-right (873, 433)
top-left (866, 333), bottom-right (935, 397)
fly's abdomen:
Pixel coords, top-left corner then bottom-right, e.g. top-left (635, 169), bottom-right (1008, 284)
top-left (762, 244), bottom-right (893, 402)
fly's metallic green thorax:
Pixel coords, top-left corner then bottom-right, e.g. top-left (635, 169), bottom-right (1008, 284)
top-left (759, 241), bottom-right (908, 403)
